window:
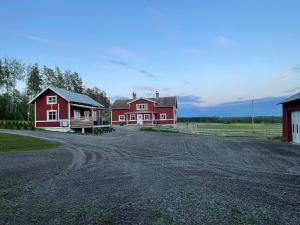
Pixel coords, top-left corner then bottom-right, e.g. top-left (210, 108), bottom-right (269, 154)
top-left (144, 114), bottom-right (150, 121)
top-left (119, 115), bottom-right (125, 121)
top-left (47, 110), bottom-right (57, 121)
top-left (74, 110), bottom-right (81, 119)
top-left (130, 114), bottom-right (136, 121)
top-left (160, 113), bottom-right (167, 120)
top-left (136, 104), bottom-right (148, 110)
top-left (47, 96), bottom-right (57, 104)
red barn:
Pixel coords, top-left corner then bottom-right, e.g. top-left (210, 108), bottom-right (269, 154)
top-left (280, 92), bottom-right (300, 143)
top-left (30, 87), bottom-right (104, 132)
top-left (111, 91), bottom-right (177, 126)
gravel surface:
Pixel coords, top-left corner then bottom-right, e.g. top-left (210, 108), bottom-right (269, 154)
top-left (0, 128), bottom-right (300, 225)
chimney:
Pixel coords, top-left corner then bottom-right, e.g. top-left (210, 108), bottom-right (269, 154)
top-left (132, 92), bottom-right (137, 100)
top-left (155, 90), bottom-right (159, 101)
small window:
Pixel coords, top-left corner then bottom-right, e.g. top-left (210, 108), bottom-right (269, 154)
top-left (74, 110), bottom-right (81, 119)
top-left (160, 113), bottom-right (167, 120)
top-left (136, 104), bottom-right (148, 110)
top-left (47, 110), bottom-right (57, 121)
top-left (144, 114), bottom-right (151, 121)
top-left (119, 115), bottom-right (125, 121)
top-left (130, 114), bottom-right (136, 121)
top-left (47, 96), bottom-right (57, 104)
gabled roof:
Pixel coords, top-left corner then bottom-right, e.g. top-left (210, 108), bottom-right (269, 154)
top-left (30, 87), bottom-right (104, 108)
top-left (279, 92), bottom-right (300, 104)
top-left (111, 96), bottom-right (177, 109)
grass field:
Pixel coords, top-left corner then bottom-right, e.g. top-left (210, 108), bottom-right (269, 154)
top-left (144, 123), bottom-right (283, 139)
top-left (0, 133), bottom-right (60, 152)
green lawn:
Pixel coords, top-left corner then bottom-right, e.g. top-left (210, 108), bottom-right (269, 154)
top-left (0, 133), bottom-right (60, 152)
top-left (148, 123), bottom-right (283, 139)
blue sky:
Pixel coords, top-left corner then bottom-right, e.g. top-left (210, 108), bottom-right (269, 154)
top-left (1, 0), bottom-right (300, 116)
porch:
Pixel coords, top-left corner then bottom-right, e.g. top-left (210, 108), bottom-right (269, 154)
top-left (70, 103), bottom-right (109, 129)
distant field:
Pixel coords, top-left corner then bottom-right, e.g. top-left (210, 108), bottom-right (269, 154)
top-left (0, 133), bottom-right (60, 152)
top-left (176, 122), bottom-right (282, 139)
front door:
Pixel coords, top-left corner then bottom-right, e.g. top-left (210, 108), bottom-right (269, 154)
top-left (292, 111), bottom-right (300, 144)
top-left (137, 114), bottom-right (143, 125)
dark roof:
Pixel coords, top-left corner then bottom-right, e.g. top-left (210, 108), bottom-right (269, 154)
top-left (30, 87), bottom-right (104, 108)
top-left (111, 97), bottom-right (177, 109)
top-left (280, 92), bottom-right (300, 104)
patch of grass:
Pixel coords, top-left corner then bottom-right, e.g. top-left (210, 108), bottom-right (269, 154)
top-left (0, 133), bottom-right (60, 152)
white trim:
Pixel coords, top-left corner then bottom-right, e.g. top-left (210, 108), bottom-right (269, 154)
top-left (46, 110), bottom-right (57, 121)
top-left (129, 114), bottom-right (136, 121)
top-left (47, 95), bottom-right (57, 104)
top-left (119, 115), bottom-right (125, 121)
top-left (136, 104), bottom-right (148, 110)
top-left (143, 114), bottom-right (151, 121)
top-left (127, 97), bottom-right (156, 104)
top-left (160, 113), bottom-right (167, 120)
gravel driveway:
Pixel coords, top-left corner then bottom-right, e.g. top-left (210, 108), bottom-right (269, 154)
top-left (0, 128), bottom-right (300, 225)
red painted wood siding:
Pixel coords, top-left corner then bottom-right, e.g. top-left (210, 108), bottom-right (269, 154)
top-left (111, 98), bottom-right (176, 125)
top-left (282, 100), bottom-right (300, 141)
top-left (35, 89), bottom-right (69, 127)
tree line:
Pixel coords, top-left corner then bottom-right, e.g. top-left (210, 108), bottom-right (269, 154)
top-left (0, 57), bottom-right (110, 121)
top-left (178, 116), bottom-right (282, 124)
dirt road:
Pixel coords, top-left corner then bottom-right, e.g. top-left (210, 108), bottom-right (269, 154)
top-left (0, 128), bottom-right (299, 225)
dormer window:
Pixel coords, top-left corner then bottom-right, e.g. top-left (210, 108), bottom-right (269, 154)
top-left (136, 104), bottom-right (148, 110)
top-left (47, 96), bottom-right (57, 104)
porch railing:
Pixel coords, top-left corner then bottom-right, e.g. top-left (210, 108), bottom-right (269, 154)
top-left (70, 116), bottom-right (110, 128)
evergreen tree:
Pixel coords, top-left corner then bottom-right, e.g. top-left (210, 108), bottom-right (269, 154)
top-left (26, 64), bottom-right (43, 97)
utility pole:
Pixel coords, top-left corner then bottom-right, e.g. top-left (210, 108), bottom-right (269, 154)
top-left (251, 99), bottom-right (254, 130)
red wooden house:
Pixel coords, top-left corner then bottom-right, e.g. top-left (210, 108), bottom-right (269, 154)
top-left (111, 91), bottom-right (177, 126)
top-left (280, 91), bottom-right (300, 144)
top-left (30, 87), bottom-right (105, 132)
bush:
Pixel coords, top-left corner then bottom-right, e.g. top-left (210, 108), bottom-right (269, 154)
top-left (0, 120), bottom-right (34, 130)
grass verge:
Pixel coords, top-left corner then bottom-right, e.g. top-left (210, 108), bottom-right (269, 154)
top-left (0, 133), bottom-right (60, 152)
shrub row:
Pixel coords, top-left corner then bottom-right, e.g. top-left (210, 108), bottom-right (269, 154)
top-left (0, 120), bottom-right (35, 130)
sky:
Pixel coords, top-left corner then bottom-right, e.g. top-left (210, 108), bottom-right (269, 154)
top-left (1, 0), bottom-right (300, 116)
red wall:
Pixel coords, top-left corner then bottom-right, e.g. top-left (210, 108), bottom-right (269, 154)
top-left (282, 100), bottom-right (300, 141)
top-left (35, 89), bottom-right (69, 127)
top-left (111, 98), bottom-right (176, 125)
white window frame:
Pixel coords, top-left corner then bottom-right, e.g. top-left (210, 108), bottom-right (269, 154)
top-left (136, 104), bottom-right (148, 110)
top-left (47, 110), bottom-right (57, 121)
top-left (119, 115), bottom-right (125, 121)
top-left (160, 113), bottom-right (167, 120)
top-left (47, 96), bottom-right (57, 104)
top-left (130, 114), bottom-right (136, 121)
top-left (74, 110), bottom-right (81, 119)
top-left (144, 114), bottom-right (151, 121)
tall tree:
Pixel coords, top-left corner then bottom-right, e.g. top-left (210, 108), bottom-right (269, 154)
top-left (84, 86), bottom-right (110, 108)
top-left (0, 57), bottom-right (25, 93)
top-left (42, 66), bottom-right (56, 88)
top-left (55, 66), bottom-right (65, 88)
top-left (26, 64), bottom-right (43, 97)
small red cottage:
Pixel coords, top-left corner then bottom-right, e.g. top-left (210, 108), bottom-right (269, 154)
top-left (280, 91), bottom-right (300, 144)
top-left (30, 87), bottom-right (105, 132)
top-left (111, 91), bottom-right (177, 126)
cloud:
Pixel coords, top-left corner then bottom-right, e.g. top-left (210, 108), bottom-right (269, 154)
top-left (146, 5), bottom-right (166, 25)
top-left (186, 48), bottom-right (201, 54)
top-left (26, 35), bottom-right (51, 44)
top-left (131, 85), bottom-right (156, 92)
top-left (109, 60), bottom-right (159, 78)
top-left (279, 64), bottom-right (300, 80)
top-left (184, 80), bottom-right (190, 85)
top-left (177, 95), bottom-right (204, 106)
top-left (284, 87), bottom-right (300, 93)
top-left (212, 35), bottom-right (236, 46)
